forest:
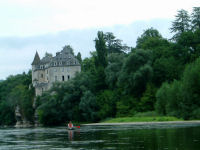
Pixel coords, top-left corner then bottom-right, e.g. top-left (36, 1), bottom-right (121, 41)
top-left (0, 7), bottom-right (200, 126)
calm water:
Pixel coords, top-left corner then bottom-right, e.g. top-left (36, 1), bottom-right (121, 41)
top-left (0, 123), bottom-right (200, 150)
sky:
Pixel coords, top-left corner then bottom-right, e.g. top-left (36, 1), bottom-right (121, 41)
top-left (0, 0), bottom-right (199, 79)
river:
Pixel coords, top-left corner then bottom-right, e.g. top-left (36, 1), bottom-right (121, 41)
top-left (0, 122), bottom-right (200, 150)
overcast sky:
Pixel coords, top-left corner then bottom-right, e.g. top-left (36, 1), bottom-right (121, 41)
top-left (0, 0), bottom-right (199, 79)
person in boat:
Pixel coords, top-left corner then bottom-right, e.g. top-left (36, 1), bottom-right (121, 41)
top-left (68, 121), bottom-right (73, 129)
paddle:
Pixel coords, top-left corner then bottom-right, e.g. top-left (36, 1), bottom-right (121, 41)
top-left (74, 126), bottom-right (80, 128)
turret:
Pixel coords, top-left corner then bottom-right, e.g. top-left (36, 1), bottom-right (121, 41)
top-left (31, 51), bottom-right (40, 86)
top-left (31, 51), bottom-right (40, 67)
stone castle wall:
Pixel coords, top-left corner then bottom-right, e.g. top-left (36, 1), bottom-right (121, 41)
top-left (32, 65), bottom-right (81, 96)
top-left (48, 66), bottom-right (81, 83)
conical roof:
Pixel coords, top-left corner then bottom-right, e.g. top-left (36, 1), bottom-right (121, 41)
top-left (31, 51), bottom-right (40, 65)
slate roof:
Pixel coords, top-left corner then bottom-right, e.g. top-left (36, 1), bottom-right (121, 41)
top-left (31, 51), bottom-right (40, 65)
top-left (40, 55), bottom-right (52, 65)
top-left (31, 50), bottom-right (80, 68)
top-left (52, 50), bottom-right (79, 65)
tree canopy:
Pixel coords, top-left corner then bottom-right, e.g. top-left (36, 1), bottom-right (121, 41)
top-left (1, 7), bottom-right (200, 126)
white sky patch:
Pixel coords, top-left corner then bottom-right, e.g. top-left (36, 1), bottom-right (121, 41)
top-left (0, 0), bottom-right (199, 36)
top-left (0, 0), bottom-right (199, 79)
top-left (0, 48), bottom-right (33, 79)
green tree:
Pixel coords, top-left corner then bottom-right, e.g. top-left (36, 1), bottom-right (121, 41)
top-left (104, 32), bottom-right (129, 53)
top-left (193, 29), bottom-right (200, 58)
top-left (170, 9), bottom-right (190, 40)
top-left (79, 91), bottom-right (98, 121)
top-left (9, 85), bottom-right (34, 122)
top-left (94, 31), bottom-right (108, 68)
top-left (175, 29), bottom-right (200, 63)
top-left (165, 80), bottom-right (182, 117)
top-left (156, 57), bottom-right (200, 119)
top-left (139, 83), bottom-right (157, 112)
top-left (116, 96), bottom-right (137, 117)
top-left (191, 7), bottom-right (200, 30)
top-left (153, 56), bottom-right (183, 85)
top-left (180, 58), bottom-right (200, 119)
top-left (97, 90), bottom-right (118, 120)
top-left (94, 31), bottom-right (108, 91)
top-left (0, 71), bottom-right (33, 125)
top-left (0, 100), bottom-right (15, 125)
top-left (105, 53), bottom-right (125, 89)
top-left (177, 31), bottom-right (194, 49)
top-left (81, 56), bottom-right (96, 73)
top-left (118, 49), bottom-right (153, 97)
top-left (76, 52), bottom-right (82, 64)
top-left (155, 82), bottom-right (169, 115)
top-left (38, 96), bottom-right (62, 126)
top-left (136, 27), bottom-right (162, 49)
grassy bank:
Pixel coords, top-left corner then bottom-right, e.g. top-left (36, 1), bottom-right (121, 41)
top-left (103, 116), bottom-right (183, 123)
top-left (102, 111), bottom-right (183, 123)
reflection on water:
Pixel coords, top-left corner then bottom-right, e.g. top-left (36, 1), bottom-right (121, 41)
top-left (0, 123), bottom-right (200, 149)
top-left (68, 130), bottom-right (74, 141)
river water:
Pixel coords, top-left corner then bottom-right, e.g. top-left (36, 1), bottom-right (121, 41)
top-left (0, 123), bottom-right (200, 150)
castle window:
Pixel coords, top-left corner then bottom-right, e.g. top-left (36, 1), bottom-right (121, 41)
top-left (68, 75), bottom-right (70, 80)
top-left (55, 76), bottom-right (57, 81)
top-left (54, 62), bottom-right (57, 66)
top-left (41, 74), bottom-right (43, 78)
top-left (59, 62), bottom-right (62, 65)
top-left (62, 76), bottom-right (65, 81)
top-left (40, 65), bottom-right (43, 69)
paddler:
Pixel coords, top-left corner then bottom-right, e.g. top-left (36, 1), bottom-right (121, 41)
top-left (68, 121), bottom-right (73, 129)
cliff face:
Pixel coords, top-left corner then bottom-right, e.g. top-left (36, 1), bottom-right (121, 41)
top-left (15, 106), bottom-right (33, 128)
top-left (34, 109), bottom-right (40, 127)
top-left (33, 97), bottom-right (40, 127)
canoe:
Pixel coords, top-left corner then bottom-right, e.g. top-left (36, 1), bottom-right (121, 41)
top-left (67, 126), bottom-right (80, 130)
top-left (67, 127), bottom-right (75, 130)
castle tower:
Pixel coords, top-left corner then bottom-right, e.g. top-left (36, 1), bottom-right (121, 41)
top-left (31, 51), bottom-right (40, 87)
top-left (32, 51), bottom-right (40, 68)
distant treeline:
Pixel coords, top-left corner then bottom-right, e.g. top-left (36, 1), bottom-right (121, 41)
top-left (0, 7), bottom-right (200, 126)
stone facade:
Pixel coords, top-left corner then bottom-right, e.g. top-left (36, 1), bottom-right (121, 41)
top-left (31, 48), bottom-right (81, 96)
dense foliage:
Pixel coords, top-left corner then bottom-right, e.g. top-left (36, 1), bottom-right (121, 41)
top-left (0, 7), bottom-right (200, 126)
top-left (156, 58), bottom-right (200, 119)
top-left (0, 71), bottom-right (34, 125)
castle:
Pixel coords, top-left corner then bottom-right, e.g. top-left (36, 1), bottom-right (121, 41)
top-left (31, 48), bottom-right (81, 96)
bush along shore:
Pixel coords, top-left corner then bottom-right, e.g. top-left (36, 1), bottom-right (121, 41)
top-left (102, 117), bottom-right (183, 123)
top-left (1, 8), bottom-right (200, 126)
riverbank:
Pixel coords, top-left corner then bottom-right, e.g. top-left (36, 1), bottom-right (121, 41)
top-left (102, 116), bottom-right (183, 122)
top-left (82, 115), bottom-right (200, 126)
top-left (83, 120), bottom-right (200, 126)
